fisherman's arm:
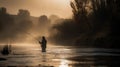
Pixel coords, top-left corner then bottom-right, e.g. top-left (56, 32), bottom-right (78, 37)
top-left (39, 41), bottom-right (42, 44)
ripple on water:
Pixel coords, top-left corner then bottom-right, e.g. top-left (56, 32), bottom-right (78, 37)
top-left (0, 46), bottom-right (120, 67)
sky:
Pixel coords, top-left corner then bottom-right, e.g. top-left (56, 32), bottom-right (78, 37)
top-left (0, 0), bottom-right (72, 18)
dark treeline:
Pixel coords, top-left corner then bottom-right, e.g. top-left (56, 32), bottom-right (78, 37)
top-left (49, 0), bottom-right (120, 48)
top-left (0, 0), bottom-right (120, 48)
top-left (0, 7), bottom-right (51, 43)
top-left (0, 7), bottom-right (33, 43)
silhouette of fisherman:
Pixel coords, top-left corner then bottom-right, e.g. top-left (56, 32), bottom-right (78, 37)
top-left (39, 36), bottom-right (47, 52)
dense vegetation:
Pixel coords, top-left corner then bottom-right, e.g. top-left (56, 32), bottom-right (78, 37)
top-left (50, 0), bottom-right (120, 48)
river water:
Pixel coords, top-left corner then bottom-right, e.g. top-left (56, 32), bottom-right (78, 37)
top-left (0, 45), bottom-right (120, 67)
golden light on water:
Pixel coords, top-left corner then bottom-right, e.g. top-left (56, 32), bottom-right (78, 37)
top-left (59, 59), bottom-right (68, 67)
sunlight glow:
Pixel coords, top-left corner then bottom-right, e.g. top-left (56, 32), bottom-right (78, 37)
top-left (59, 59), bottom-right (68, 67)
top-left (52, 0), bottom-right (70, 4)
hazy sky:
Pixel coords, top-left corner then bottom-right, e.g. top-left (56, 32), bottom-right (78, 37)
top-left (0, 0), bottom-right (72, 18)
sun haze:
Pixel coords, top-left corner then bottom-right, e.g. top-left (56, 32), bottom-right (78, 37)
top-left (0, 0), bottom-right (72, 18)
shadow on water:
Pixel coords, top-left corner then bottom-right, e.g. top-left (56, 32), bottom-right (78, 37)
top-left (92, 48), bottom-right (120, 67)
top-left (60, 47), bottom-right (120, 67)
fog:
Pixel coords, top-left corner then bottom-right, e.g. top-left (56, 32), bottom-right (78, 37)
top-left (0, 7), bottom-right (51, 45)
top-left (0, 0), bottom-right (120, 48)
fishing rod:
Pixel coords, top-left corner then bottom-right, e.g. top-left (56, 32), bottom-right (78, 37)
top-left (23, 31), bottom-right (39, 41)
top-left (14, 28), bottom-right (41, 42)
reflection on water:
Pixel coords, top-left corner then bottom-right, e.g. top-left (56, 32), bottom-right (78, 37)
top-left (59, 59), bottom-right (68, 67)
top-left (0, 45), bottom-right (120, 67)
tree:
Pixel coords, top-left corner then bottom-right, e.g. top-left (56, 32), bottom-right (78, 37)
top-left (16, 9), bottom-right (33, 38)
top-left (91, 0), bottom-right (120, 48)
top-left (70, 0), bottom-right (92, 31)
top-left (0, 7), bottom-right (16, 43)
top-left (17, 9), bottom-right (30, 20)
top-left (38, 15), bottom-right (50, 28)
top-left (0, 7), bottom-right (7, 14)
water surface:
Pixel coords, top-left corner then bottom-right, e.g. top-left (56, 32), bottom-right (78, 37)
top-left (0, 45), bottom-right (120, 67)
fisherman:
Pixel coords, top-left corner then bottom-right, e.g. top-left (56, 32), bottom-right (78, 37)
top-left (39, 36), bottom-right (47, 52)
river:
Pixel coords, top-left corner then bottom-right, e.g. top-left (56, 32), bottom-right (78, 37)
top-left (0, 45), bottom-right (120, 67)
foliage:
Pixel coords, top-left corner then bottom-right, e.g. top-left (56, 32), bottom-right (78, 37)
top-left (50, 0), bottom-right (120, 48)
